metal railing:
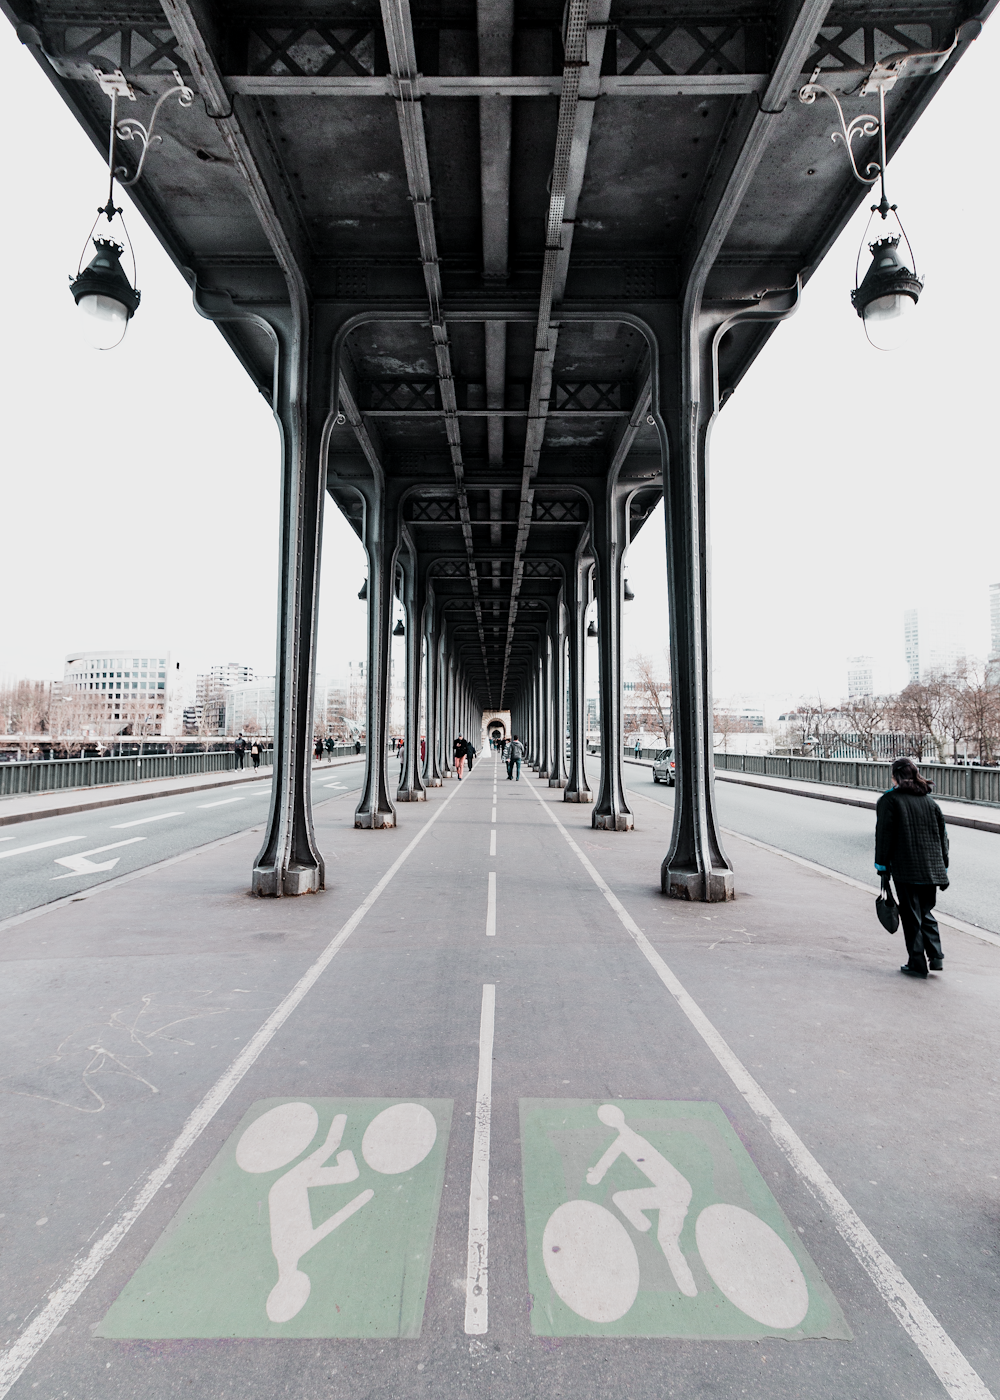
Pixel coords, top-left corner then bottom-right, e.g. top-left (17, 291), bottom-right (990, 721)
top-left (0, 748), bottom-right (274, 797)
top-left (713, 752), bottom-right (1000, 807)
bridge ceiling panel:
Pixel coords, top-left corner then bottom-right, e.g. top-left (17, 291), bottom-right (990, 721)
top-left (11, 0), bottom-right (983, 706)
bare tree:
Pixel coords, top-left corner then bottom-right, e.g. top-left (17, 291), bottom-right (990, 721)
top-left (629, 652), bottom-right (671, 745)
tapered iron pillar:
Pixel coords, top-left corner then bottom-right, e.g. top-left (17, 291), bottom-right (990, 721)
top-left (354, 487), bottom-right (399, 829)
top-left (564, 544), bottom-right (593, 803)
top-left (252, 307), bottom-right (329, 896)
top-left (592, 489), bottom-right (634, 832)
top-left (653, 305), bottom-right (733, 900)
top-left (396, 544), bottom-right (426, 802)
top-left (550, 599), bottom-right (569, 787)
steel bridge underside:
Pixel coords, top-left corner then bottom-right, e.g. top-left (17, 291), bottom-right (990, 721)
top-left (5, 0), bottom-right (988, 896)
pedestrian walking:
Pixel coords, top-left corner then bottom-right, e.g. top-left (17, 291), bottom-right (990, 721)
top-left (325, 735), bottom-right (335, 758)
top-left (315, 736), bottom-right (324, 761)
top-left (467, 739), bottom-right (476, 771)
top-left (454, 735), bottom-right (467, 779)
top-left (507, 734), bottom-right (524, 781)
top-left (234, 734), bottom-right (246, 770)
top-left (250, 739), bottom-right (261, 771)
top-left (875, 757), bottom-right (949, 979)
top-left (420, 734), bottom-right (426, 763)
top-left (355, 738), bottom-right (361, 755)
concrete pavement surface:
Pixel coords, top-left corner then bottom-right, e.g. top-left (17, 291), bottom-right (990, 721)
top-left (1, 754), bottom-right (997, 1400)
top-left (0, 762), bottom-right (366, 922)
top-left (622, 761), bottom-right (1000, 936)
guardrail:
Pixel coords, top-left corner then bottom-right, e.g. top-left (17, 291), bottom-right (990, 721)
top-left (0, 748), bottom-right (276, 797)
top-left (713, 752), bottom-right (1000, 807)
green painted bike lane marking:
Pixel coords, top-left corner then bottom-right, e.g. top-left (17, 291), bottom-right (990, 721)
top-left (98, 1098), bottom-right (452, 1339)
top-left (521, 1099), bottom-right (850, 1341)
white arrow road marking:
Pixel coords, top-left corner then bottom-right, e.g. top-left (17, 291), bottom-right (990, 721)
top-left (323, 782), bottom-right (346, 789)
top-left (110, 811), bottom-right (184, 829)
top-left (0, 836), bottom-right (87, 862)
top-left (52, 838), bottom-right (146, 879)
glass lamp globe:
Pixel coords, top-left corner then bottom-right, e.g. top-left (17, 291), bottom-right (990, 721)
top-left (851, 235), bottom-right (922, 352)
top-left (69, 239), bottom-right (140, 351)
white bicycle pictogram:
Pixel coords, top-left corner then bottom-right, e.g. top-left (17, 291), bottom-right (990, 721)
top-left (542, 1104), bottom-right (809, 1329)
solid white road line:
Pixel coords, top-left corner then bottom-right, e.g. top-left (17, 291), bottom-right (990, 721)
top-left (0, 836), bottom-right (86, 861)
top-left (527, 778), bottom-right (995, 1400)
top-left (464, 983), bottom-right (495, 1335)
top-left (0, 778), bottom-right (465, 1398)
top-left (110, 811), bottom-right (184, 829)
top-left (486, 871), bottom-right (496, 938)
top-left (490, 829), bottom-right (496, 857)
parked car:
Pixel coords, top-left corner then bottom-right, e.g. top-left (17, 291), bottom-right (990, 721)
top-left (652, 748), bottom-right (675, 785)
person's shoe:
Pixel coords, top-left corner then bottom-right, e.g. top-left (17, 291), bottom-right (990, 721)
top-left (900, 965), bottom-right (928, 978)
top-left (929, 960), bottom-right (943, 971)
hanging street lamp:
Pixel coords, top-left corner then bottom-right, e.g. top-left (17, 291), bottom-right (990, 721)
top-left (798, 26), bottom-right (977, 350)
top-left (392, 619), bottom-right (405, 636)
top-left (623, 579), bottom-right (635, 602)
top-left (358, 579), bottom-right (368, 600)
top-left (69, 68), bottom-right (192, 349)
top-left (587, 620), bottom-right (598, 638)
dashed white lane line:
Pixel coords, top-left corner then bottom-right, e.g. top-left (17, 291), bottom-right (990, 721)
top-left (485, 872), bottom-right (496, 938)
top-left (528, 778), bottom-right (994, 1400)
top-left (490, 829), bottom-right (496, 857)
top-left (110, 811), bottom-right (184, 829)
top-left (464, 983), bottom-right (495, 1335)
top-left (491, 806), bottom-right (497, 823)
top-left (197, 794), bottom-right (254, 808)
top-left (0, 777), bottom-right (465, 1398)
top-left (0, 836), bottom-right (86, 861)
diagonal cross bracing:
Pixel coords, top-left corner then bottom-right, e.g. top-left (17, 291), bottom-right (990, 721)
top-left (380, 0), bottom-right (492, 699)
top-left (499, 0), bottom-right (610, 705)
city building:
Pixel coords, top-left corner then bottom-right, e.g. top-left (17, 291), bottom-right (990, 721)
top-left (904, 609), bottom-right (919, 685)
top-left (60, 651), bottom-right (184, 736)
top-left (847, 656), bottom-right (874, 699)
top-left (196, 662), bottom-right (255, 702)
top-left (224, 678), bottom-right (275, 737)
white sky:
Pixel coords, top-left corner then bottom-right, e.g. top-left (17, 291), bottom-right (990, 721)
top-left (1, 20), bottom-right (998, 709)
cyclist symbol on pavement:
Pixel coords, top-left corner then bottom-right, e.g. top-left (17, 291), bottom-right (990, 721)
top-left (586, 1103), bottom-right (698, 1296)
top-left (236, 1100), bottom-right (437, 1323)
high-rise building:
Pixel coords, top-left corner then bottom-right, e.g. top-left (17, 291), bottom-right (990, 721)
top-left (847, 656), bottom-right (874, 699)
top-left (195, 662), bottom-right (255, 704)
top-left (990, 583), bottom-right (1000, 659)
top-left (60, 651), bottom-right (183, 735)
top-left (903, 609), bottom-right (919, 685)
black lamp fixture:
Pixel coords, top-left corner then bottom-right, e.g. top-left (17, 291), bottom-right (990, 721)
top-left (623, 579), bottom-right (635, 602)
top-left (587, 620), bottom-right (598, 638)
top-left (797, 30), bottom-right (977, 350)
top-left (392, 619), bottom-right (405, 636)
top-left (358, 579), bottom-right (368, 600)
top-left (69, 68), bottom-right (192, 349)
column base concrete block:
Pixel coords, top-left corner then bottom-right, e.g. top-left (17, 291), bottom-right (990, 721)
top-left (396, 788), bottom-right (427, 802)
top-left (563, 789), bottom-right (594, 803)
top-left (548, 777), bottom-right (568, 788)
top-left (661, 866), bottom-right (735, 902)
top-left (593, 811), bottom-right (634, 831)
top-left (425, 777), bottom-right (443, 787)
top-left (354, 810), bottom-right (397, 829)
top-left (252, 864), bottom-right (323, 897)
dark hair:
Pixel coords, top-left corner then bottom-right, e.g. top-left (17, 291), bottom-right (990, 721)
top-left (892, 757), bottom-right (932, 795)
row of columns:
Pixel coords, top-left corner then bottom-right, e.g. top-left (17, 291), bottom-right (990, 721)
top-left (244, 301), bottom-right (759, 905)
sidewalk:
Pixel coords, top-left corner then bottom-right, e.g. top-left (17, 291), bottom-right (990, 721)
top-left (0, 754), bottom-right (363, 828)
top-left (623, 757), bottom-right (1000, 836)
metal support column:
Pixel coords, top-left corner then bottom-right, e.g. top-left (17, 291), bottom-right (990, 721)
top-left (564, 542), bottom-right (593, 802)
top-left (591, 486), bottom-right (633, 831)
top-left (397, 536), bottom-right (426, 801)
top-left (354, 485), bottom-right (400, 829)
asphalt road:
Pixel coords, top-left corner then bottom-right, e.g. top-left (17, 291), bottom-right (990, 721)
top-left (614, 762), bottom-right (1000, 934)
top-left (0, 761), bottom-right (367, 921)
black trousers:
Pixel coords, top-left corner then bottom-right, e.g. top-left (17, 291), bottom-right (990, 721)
top-left (895, 883), bottom-right (943, 971)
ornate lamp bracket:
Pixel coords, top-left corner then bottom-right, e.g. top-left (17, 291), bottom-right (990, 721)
top-left (798, 74), bottom-right (882, 186)
top-left (92, 66), bottom-right (194, 190)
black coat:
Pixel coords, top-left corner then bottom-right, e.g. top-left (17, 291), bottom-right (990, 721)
top-left (875, 787), bottom-right (949, 886)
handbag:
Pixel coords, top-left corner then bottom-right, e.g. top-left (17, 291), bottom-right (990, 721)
top-left (875, 873), bottom-right (899, 934)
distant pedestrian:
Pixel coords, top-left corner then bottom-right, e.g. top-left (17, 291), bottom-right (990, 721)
top-left (315, 736), bottom-right (324, 761)
top-left (634, 736), bottom-right (641, 759)
top-left (454, 736), bottom-right (467, 780)
top-left (355, 738), bottom-right (361, 755)
top-left (234, 735), bottom-right (246, 770)
top-left (467, 739), bottom-right (476, 771)
top-left (420, 735), bottom-right (426, 763)
top-left (250, 739), bottom-right (261, 770)
top-left (507, 734), bottom-right (524, 781)
top-left (325, 735), bottom-right (335, 758)
top-left (875, 757), bottom-right (949, 979)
